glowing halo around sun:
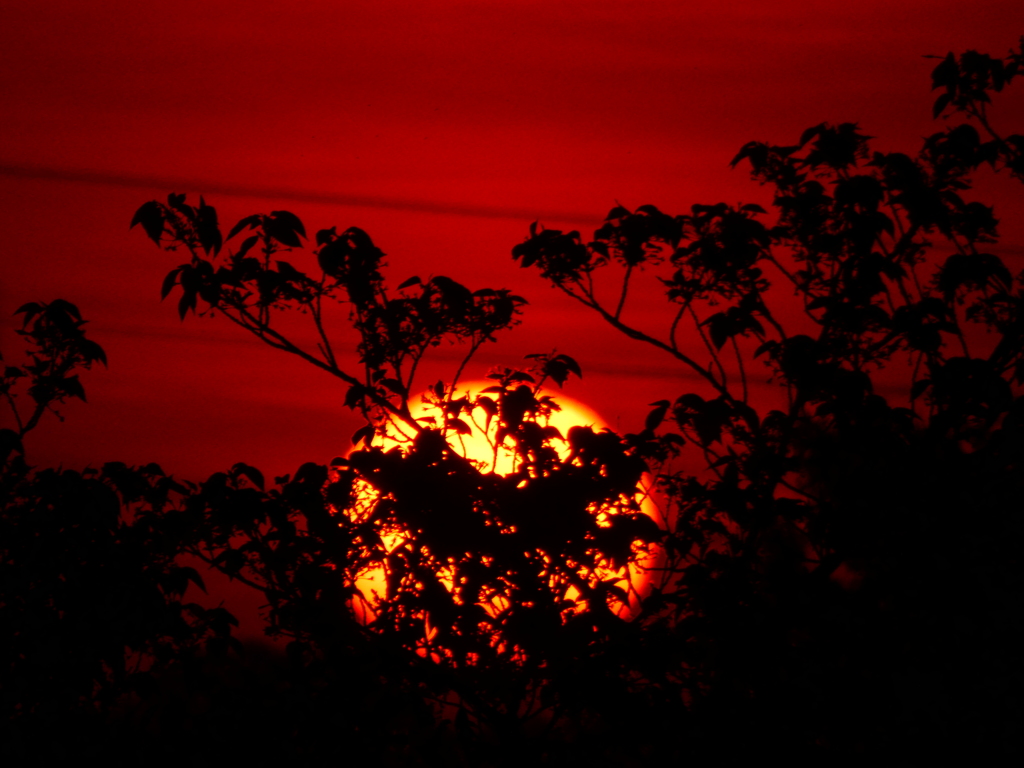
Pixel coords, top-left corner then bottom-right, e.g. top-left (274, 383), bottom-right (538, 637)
top-left (343, 381), bottom-right (664, 626)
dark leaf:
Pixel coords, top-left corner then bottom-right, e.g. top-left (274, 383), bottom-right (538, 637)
top-left (167, 193), bottom-right (194, 221)
top-left (799, 123), bottom-right (825, 147)
top-left (351, 424), bottom-right (374, 446)
top-left (61, 374), bottom-right (86, 401)
top-left (232, 462), bottom-right (265, 491)
top-left (345, 384), bottom-right (368, 408)
top-left (180, 566), bottom-right (207, 593)
top-left (196, 196), bottom-right (223, 255)
top-left (161, 267), bottom-right (182, 300)
top-left (645, 400), bottom-right (671, 432)
top-left (931, 52), bottom-right (958, 91)
top-left (178, 290), bottom-right (197, 320)
top-left (0, 428), bottom-right (23, 460)
top-left (554, 354), bottom-right (582, 379)
top-left (380, 378), bottom-right (407, 396)
top-left (235, 234), bottom-right (259, 260)
top-left (227, 215), bottom-right (261, 241)
top-left (398, 276), bottom-right (422, 290)
top-left (130, 201), bottom-right (165, 245)
top-left (270, 210), bottom-right (306, 239)
top-left (266, 212), bottom-right (304, 248)
top-left (79, 339), bottom-right (107, 366)
top-left (14, 302), bottom-right (42, 323)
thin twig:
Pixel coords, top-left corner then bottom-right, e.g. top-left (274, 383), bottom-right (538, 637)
top-left (614, 265), bottom-right (633, 321)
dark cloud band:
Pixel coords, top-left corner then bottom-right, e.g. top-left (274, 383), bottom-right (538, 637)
top-left (0, 161), bottom-right (594, 226)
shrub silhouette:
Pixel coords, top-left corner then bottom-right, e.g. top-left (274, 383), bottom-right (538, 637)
top-left (3, 38), bottom-right (1023, 764)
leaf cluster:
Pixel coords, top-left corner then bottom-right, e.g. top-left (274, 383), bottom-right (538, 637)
top-left (1, 299), bottom-right (107, 460)
top-left (133, 197), bottom-right (527, 442)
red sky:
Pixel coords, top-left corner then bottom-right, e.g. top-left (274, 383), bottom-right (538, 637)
top-left (2, 1), bottom-right (1023, 482)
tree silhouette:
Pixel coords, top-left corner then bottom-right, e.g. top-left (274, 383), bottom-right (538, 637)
top-left (128, 184), bottom-right (664, 760)
top-left (4, 38), bottom-right (1023, 765)
top-left (511, 38), bottom-right (1024, 760)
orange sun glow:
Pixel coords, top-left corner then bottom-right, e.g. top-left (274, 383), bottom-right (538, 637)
top-left (346, 382), bottom-right (664, 625)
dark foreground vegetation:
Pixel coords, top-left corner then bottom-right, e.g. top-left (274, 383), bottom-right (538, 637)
top-left (4, 41), bottom-right (1024, 765)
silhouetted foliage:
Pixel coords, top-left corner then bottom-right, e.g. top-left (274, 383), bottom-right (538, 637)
top-left (4, 38), bottom-right (1024, 765)
top-left (125, 179), bottom-right (663, 761)
top-left (0, 304), bottom-right (241, 763)
top-left (510, 37), bottom-right (1024, 761)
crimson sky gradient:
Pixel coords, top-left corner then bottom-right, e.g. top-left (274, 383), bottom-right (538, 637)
top-left (2, 1), bottom-right (1023, 481)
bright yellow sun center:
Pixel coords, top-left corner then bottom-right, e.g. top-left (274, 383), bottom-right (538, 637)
top-left (347, 382), bottom-right (663, 624)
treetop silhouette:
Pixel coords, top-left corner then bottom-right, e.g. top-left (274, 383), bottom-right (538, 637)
top-left (3, 37), bottom-right (1023, 764)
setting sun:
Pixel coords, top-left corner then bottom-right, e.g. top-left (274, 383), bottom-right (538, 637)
top-left (345, 381), bottom-right (664, 625)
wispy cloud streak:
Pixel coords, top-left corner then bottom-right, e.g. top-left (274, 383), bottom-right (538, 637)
top-left (0, 161), bottom-right (596, 225)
